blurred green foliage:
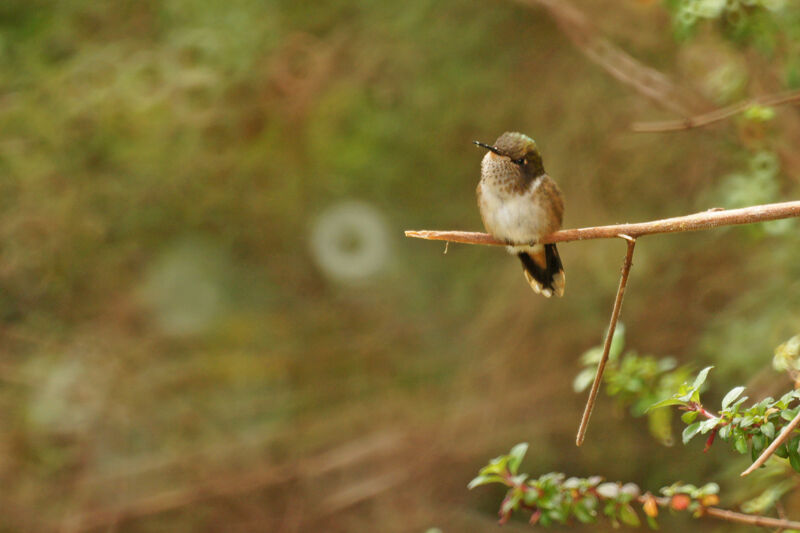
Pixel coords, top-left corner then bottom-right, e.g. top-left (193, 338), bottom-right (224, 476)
top-left (0, 0), bottom-right (799, 531)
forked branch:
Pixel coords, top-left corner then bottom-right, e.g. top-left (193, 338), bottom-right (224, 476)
top-left (633, 90), bottom-right (800, 133)
top-left (406, 200), bottom-right (800, 445)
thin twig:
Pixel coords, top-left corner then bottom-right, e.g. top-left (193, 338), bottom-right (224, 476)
top-left (633, 90), bottom-right (800, 133)
top-left (576, 236), bottom-right (636, 446)
top-left (510, 0), bottom-right (704, 116)
top-left (646, 496), bottom-right (800, 530)
top-left (741, 409), bottom-right (800, 477)
top-left (405, 201), bottom-right (800, 245)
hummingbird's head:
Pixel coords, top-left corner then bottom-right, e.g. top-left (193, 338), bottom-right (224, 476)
top-left (473, 132), bottom-right (545, 176)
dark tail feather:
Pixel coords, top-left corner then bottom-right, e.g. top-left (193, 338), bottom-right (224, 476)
top-left (517, 244), bottom-right (565, 298)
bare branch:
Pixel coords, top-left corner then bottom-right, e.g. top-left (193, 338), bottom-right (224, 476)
top-left (741, 409), bottom-right (800, 477)
top-left (405, 201), bottom-right (800, 245)
top-left (633, 90), bottom-right (800, 133)
top-left (576, 236), bottom-right (636, 446)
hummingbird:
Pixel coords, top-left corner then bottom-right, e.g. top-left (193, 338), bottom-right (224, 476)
top-left (474, 132), bottom-right (565, 297)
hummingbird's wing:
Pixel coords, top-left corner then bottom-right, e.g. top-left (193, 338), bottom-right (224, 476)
top-left (538, 174), bottom-right (564, 228)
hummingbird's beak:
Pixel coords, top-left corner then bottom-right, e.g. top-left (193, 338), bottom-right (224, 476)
top-left (473, 140), bottom-right (504, 157)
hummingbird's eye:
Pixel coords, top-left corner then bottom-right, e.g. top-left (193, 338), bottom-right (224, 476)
top-left (513, 157), bottom-right (526, 166)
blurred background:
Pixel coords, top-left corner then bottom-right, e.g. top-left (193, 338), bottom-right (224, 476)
top-left (1, 0), bottom-right (800, 531)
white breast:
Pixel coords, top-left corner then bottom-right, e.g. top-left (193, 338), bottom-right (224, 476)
top-left (479, 178), bottom-right (547, 244)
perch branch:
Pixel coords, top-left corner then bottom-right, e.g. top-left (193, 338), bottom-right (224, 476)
top-left (405, 201), bottom-right (800, 245)
top-left (407, 200), bottom-right (800, 446)
top-left (632, 89), bottom-right (800, 133)
top-left (741, 408), bottom-right (800, 477)
top-left (576, 235), bottom-right (636, 446)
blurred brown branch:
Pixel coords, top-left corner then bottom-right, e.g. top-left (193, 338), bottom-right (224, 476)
top-left (405, 201), bottom-right (800, 245)
top-left (510, 0), bottom-right (705, 115)
top-left (633, 89), bottom-right (800, 132)
top-left (61, 430), bottom-right (406, 532)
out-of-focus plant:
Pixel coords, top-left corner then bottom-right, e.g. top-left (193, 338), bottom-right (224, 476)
top-left (467, 443), bottom-right (767, 529)
top-left (665, 0), bottom-right (790, 45)
top-left (574, 324), bottom-right (693, 445)
top-left (774, 334), bottom-right (800, 384)
top-left (663, 0), bottom-right (800, 89)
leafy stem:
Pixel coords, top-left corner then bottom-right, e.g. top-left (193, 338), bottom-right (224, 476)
top-left (470, 443), bottom-right (800, 529)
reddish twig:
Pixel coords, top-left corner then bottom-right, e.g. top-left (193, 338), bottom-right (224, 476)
top-left (633, 90), bottom-right (800, 133)
top-left (741, 408), bottom-right (800, 477)
top-left (405, 201), bottom-right (800, 245)
top-left (576, 235), bottom-right (636, 446)
top-left (644, 496), bottom-right (800, 530)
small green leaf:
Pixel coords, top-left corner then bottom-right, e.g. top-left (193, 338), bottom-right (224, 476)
top-left (721, 386), bottom-right (745, 410)
top-left (479, 455), bottom-right (508, 477)
top-left (619, 503), bottom-right (641, 527)
top-left (681, 411), bottom-right (698, 424)
top-left (789, 437), bottom-right (800, 472)
top-left (580, 346), bottom-right (604, 365)
top-left (646, 514), bottom-right (659, 530)
top-left (752, 433), bottom-right (765, 454)
top-left (761, 422), bottom-right (775, 439)
top-left (790, 449), bottom-right (800, 473)
top-left (647, 398), bottom-right (686, 411)
top-left (468, 474), bottom-right (503, 489)
top-left (682, 422), bottom-right (702, 444)
top-left (507, 443), bottom-right (528, 475)
top-left (573, 502), bottom-right (595, 524)
top-left (573, 368), bottom-right (596, 392)
top-left (774, 444), bottom-right (789, 459)
top-left (698, 418), bottom-right (719, 434)
top-left (743, 104), bottom-right (776, 122)
top-left (698, 483), bottom-right (719, 496)
top-left (692, 366), bottom-right (713, 390)
top-left (734, 434), bottom-right (748, 454)
top-left (752, 435), bottom-right (766, 461)
top-left (597, 483), bottom-right (620, 499)
top-left (609, 323), bottom-right (626, 360)
top-left (740, 416), bottom-right (755, 428)
top-left (620, 483), bottom-right (641, 500)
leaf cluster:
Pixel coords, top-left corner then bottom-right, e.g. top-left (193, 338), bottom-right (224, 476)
top-left (574, 324), bottom-right (693, 444)
top-left (650, 366), bottom-right (800, 469)
top-left (469, 443), bottom-right (724, 528)
top-left (664, 0), bottom-right (789, 45)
